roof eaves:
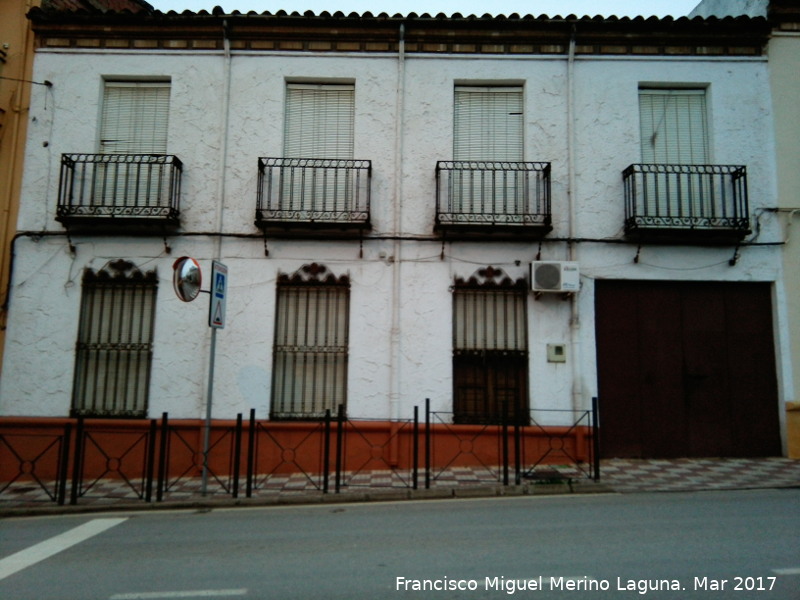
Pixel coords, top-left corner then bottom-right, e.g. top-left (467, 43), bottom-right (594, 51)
top-left (25, 5), bottom-right (772, 45)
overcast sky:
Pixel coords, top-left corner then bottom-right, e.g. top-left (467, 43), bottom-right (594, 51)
top-left (147, 0), bottom-right (702, 18)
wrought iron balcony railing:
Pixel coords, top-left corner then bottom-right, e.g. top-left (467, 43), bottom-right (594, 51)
top-left (256, 158), bottom-right (371, 234)
top-left (56, 154), bottom-right (182, 228)
top-left (623, 164), bottom-right (750, 242)
top-left (435, 161), bottom-right (552, 239)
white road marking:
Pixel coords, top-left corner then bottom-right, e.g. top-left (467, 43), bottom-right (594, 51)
top-left (773, 567), bottom-right (800, 575)
top-left (110, 590), bottom-right (248, 599)
top-left (0, 517), bottom-right (127, 581)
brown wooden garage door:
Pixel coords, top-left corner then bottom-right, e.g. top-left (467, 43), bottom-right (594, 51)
top-left (595, 280), bottom-right (781, 458)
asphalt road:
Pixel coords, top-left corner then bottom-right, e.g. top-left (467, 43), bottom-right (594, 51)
top-left (0, 489), bottom-right (798, 599)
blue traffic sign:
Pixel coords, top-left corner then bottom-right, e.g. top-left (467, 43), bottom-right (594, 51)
top-left (209, 261), bottom-right (228, 329)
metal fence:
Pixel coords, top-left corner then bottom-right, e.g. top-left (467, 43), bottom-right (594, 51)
top-left (0, 425), bottom-right (72, 505)
top-left (0, 400), bottom-right (598, 506)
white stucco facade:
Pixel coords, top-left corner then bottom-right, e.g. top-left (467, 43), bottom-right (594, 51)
top-left (0, 14), bottom-right (789, 454)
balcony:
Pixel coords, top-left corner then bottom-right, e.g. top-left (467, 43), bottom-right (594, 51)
top-left (435, 161), bottom-right (552, 240)
top-left (56, 154), bottom-right (182, 231)
top-left (256, 158), bottom-right (371, 238)
top-left (623, 164), bottom-right (751, 244)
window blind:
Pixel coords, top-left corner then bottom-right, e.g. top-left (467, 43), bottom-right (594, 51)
top-left (639, 89), bottom-right (708, 164)
top-left (100, 81), bottom-right (171, 155)
top-left (454, 86), bottom-right (523, 161)
top-left (284, 83), bottom-right (355, 159)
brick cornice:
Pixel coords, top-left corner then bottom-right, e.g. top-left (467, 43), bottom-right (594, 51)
top-left (769, 0), bottom-right (800, 32)
top-left (28, 9), bottom-right (770, 57)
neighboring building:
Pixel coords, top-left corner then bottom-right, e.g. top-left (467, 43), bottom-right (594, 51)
top-left (0, 0), bottom-right (151, 383)
top-left (0, 0), bottom-right (41, 375)
top-left (768, 0), bottom-right (800, 458)
top-left (0, 2), bottom-right (790, 460)
top-left (691, 0), bottom-right (800, 456)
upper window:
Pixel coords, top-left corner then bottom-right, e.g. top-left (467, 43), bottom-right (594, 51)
top-left (72, 260), bottom-right (157, 418)
top-left (56, 80), bottom-right (181, 226)
top-left (638, 88), bottom-right (708, 165)
top-left (255, 83), bottom-right (369, 232)
top-left (625, 87), bottom-right (749, 242)
top-left (435, 86), bottom-right (550, 237)
top-left (271, 264), bottom-right (350, 420)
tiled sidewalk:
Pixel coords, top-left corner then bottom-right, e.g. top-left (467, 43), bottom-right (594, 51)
top-left (600, 457), bottom-right (800, 493)
top-left (1, 458), bottom-right (798, 512)
top-left (0, 466), bottom-right (514, 509)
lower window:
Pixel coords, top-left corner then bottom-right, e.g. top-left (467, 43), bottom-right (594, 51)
top-left (270, 264), bottom-right (350, 419)
top-left (72, 260), bottom-right (157, 418)
top-left (452, 268), bottom-right (529, 424)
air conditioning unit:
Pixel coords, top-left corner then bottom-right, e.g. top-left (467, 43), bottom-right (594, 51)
top-left (531, 261), bottom-right (580, 293)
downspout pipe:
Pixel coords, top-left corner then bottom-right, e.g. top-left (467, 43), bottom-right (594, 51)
top-left (567, 26), bottom-right (576, 253)
top-left (214, 19), bottom-right (232, 261)
top-left (389, 23), bottom-right (405, 424)
top-left (567, 25), bottom-right (584, 413)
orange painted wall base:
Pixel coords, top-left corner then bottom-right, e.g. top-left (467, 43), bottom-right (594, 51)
top-left (0, 416), bottom-right (596, 489)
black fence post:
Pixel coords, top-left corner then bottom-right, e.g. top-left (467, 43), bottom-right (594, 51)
top-left (412, 406), bottom-right (419, 490)
top-left (425, 398), bottom-right (431, 490)
top-left (57, 421), bottom-right (72, 506)
top-left (502, 401), bottom-right (509, 486)
top-left (69, 417), bottom-right (84, 506)
top-left (592, 397), bottom-right (601, 481)
top-left (514, 404), bottom-right (522, 486)
top-left (335, 404), bottom-right (345, 493)
top-left (246, 408), bottom-right (256, 498)
top-left (232, 413), bottom-right (243, 499)
top-left (323, 409), bottom-right (331, 494)
top-left (145, 419), bottom-right (157, 502)
top-left (156, 412), bottom-right (169, 502)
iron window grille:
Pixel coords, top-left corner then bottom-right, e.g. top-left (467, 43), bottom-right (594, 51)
top-left (71, 260), bottom-right (157, 418)
top-left (452, 267), bottom-right (529, 424)
top-left (271, 264), bottom-right (350, 420)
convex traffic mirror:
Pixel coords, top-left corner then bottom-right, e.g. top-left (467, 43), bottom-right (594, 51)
top-left (173, 256), bottom-right (202, 302)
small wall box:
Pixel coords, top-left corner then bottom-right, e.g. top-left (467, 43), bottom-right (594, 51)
top-left (547, 343), bottom-right (567, 363)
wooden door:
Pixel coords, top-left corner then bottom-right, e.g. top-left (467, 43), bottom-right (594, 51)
top-left (595, 280), bottom-right (781, 458)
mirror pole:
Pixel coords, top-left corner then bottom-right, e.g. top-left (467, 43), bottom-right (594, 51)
top-left (201, 326), bottom-right (217, 496)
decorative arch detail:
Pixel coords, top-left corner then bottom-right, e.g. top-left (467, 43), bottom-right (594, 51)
top-left (453, 265), bottom-right (526, 290)
top-left (82, 259), bottom-right (157, 284)
top-left (277, 262), bottom-right (350, 286)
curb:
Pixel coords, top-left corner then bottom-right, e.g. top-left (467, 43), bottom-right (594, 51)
top-left (0, 480), bottom-right (614, 518)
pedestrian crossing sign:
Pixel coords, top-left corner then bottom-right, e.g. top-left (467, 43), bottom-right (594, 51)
top-left (209, 261), bottom-right (228, 329)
